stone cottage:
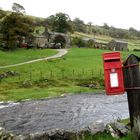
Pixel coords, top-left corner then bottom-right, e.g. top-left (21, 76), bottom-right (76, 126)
top-left (107, 40), bottom-right (128, 51)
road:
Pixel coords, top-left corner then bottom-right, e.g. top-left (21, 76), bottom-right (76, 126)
top-left (0, 93), bottom-right (129, 135)
top-left (0, 49), bottom-right (68, 69)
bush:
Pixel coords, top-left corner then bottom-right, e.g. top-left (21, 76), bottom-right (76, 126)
top-left (0, 43), bottom-right (5, 51)
top-left (87, 39), bottom-right (95, 48)
top-left (21, 80), bottom-right (33, 88)
top-left (53, 35), bottom-right (66, 48)
top-left (72, 37), bottom-right (86, 48)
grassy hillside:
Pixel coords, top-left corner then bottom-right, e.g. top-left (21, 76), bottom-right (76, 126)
top-left (73, 32), bottom-right (112, 42)
top-left (1, 9), bottom-right (140, 51)
top-left (72, 32), bottom-right (140, 51)
top-left (0, 48), bottom-right (140, 101)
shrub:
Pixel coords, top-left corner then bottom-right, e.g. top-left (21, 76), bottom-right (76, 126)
top-left (53, 35), bottom-right (66, 48)
top-left (71, 37), bottom-right (86, 48)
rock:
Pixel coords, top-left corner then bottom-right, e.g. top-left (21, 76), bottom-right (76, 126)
top-left (48, 129), bottom-right (65, 140)
top-left (0, 127), bottom-right (15, 140)
top-left (9, 133), bottom-right (15, 138)
top-left (63, 130), bottom-right (79, 140)
top-left (60, 94), bottom-right (66, 97)
top-left (88, 84), bottom-right (96, 88)
top-left (0, 71), bottom-right (19, 80)
top-left (29, 132), bottom-right (49, 140)
top-left (14, 135), bottom-right (28, 140)
top-left (0, 73), bottom-right (7, 79)
top-left (112, 122), bottom-right (129, 135)
top-left (0, 127), bottom-right (5, 137)
top-left (0, 127), bottom-right (5, 133)
top-left (6, 71), bottom-right (16, 76)
top-left (22, 80), bottom-right (33, 88)
top-left (87, 122), bottom-right (105, 135)
top-left (106, 122), bottom-right (129, 139)
top-left (106, 124), bottom-right (119, 139)
top-left (47, 129), bottom-right (83, 140)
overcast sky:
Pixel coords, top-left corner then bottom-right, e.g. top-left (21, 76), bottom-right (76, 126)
top-left (0, 0), bottom-right (140, 30)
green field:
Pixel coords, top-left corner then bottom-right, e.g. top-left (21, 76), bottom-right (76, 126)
top-left (0, 48), bottom-right (57, 66)
top-left (0, 48), bottom-right (140, 101)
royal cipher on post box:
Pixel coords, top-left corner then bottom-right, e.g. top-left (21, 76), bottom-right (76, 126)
top-left (103, 52), bottom-right (125, 95)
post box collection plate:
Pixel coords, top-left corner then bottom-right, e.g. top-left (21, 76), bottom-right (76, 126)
top-left (110, 72), bottom-right (119, 88)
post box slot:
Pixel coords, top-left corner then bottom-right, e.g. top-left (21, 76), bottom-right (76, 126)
top-left (104, 59), bottom-right (120, 62)
top-left (104, 56), bottom-right (120, 60)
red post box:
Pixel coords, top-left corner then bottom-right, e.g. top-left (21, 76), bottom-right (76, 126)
top-left (103, 52), bottom-right (125, 95)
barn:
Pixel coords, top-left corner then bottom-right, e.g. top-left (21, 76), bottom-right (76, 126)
top-left (107, 40), bottom-right (128, 51)
top-left (33, 33), bottom-right (71, 49)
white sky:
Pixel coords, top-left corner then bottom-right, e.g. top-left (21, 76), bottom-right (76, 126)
top-left (0, 0), bottom-right (140, 30)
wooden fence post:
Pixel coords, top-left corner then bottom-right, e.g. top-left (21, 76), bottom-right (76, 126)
top-left (18, 74), bottom-right (20, 81)
top-left (61, 70), bottom-right (64, 78)
top-left (29, 72), bottom-right (32, 81)
top-left (50, 70), bottom-right (53, 78)
top-left (40, 71), bottom-right (42, 80)
top-left (91, 69), bottom-right (94, 77)
top-left (123, 54), bottom-right (140, 139)
top-left (72, 69), bottom-right (75, 77)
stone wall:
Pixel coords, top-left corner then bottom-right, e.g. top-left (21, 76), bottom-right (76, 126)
top-left (0, 122), bottom-right (129, 140)
top-left (0, 127), bottom-right (103, 140)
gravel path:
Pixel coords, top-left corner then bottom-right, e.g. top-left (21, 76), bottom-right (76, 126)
top-left (0, 93), bottom-right (129, 135)
top-left (0, 49), bottom-right (68, 69)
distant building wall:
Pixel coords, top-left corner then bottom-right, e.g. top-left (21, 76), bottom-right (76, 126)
top-left (34, 36), bottom-right (48, 48)
top-left (33, 33), bottom-right (71, 48)
top-left (107, 40), bottom-right (128, 51)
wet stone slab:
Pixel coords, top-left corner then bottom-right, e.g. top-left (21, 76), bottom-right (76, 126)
top-left (0, 93), bottom-right (129, 136)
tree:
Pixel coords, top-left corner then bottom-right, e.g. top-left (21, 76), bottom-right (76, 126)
top-left (73, 18), bottom-right (86, 33)
top-left (46, 15), bottom-right (55, 28)
top-left (1, 12), bottom-right (34, 49)
top-left (0, 3), bottom-right (35, 50)
top-left (72, 37), bottom-right (86, 47)
top-left (46, 12), bottom-right (73, 33)
top-left (129, 27), bottom-right (139, 38)
top-left (103, 23), bottom-right (110, 29)
top-left (0, 9), bottom-right (6, 19)
top-left (87, 22), bottom-right (92, 34)
top-left (0, 10), bottom-right (7, 32)
top-left (12, 3), bottom-right (25, 14)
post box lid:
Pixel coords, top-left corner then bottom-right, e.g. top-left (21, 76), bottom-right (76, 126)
top-left (103, 52), bottom-right (121, 61)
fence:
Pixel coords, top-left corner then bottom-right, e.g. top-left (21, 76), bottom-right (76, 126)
top-left (123, 54), bottom-right (140, 139)
top-left (0, 68), bottom-right (104, 83)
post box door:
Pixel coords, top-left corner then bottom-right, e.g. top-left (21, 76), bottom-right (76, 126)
top-left (103, 52), bottom-right (125, 95)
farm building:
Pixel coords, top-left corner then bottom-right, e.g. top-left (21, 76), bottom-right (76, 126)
top-left (34, 36), bottom-right (48, 48)
top-left (48, 32), bottom-right (71, 48)
top-left (82, 38), bottom-right (108, 49)
top-left (33, 32), bottom-right (71, 49)
top-left (107, 40), bottom-right (128, 51)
